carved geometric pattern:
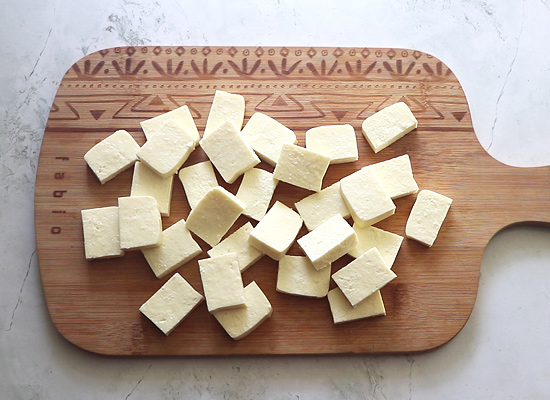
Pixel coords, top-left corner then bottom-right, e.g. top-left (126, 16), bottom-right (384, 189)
top-left (64, 46), bottom-right (455, 81)
top-left (47, 46), bottom-right (469, 131)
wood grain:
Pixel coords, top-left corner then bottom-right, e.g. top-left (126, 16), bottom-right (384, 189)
top-left (35, 46), bottom-right (550, 356)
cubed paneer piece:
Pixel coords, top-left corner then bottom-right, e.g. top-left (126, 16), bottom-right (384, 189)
top-left (294, 182), bottom-right (350, 231)
top-left (84, 130), bottom-right (140, 184)
top-left (273, 143), bottom-right (331, 192)
top-left (405, 189), bottom-right (452, 247)
top-left (276, 255), bottom-right (331, 298)
top-left (367, 154), bottom-right (418, 199)
top-left (339, 167), bottom-right (395, 227)
top-left (204, 90), bottom-right (245, 136)
top-left (236, 168), bottom-right (278, 221)
top-left (137, 118), bottom-right (196, 178)
top-left (186, 186), bottom-right (245, 247)
top-left (348, 225), bottom-right (403, 269)
top-left (199, 252), bottom-right (245, 313)
top-left (118, 196), bottom-right (162, 250)
top-left (140, 105), bottom-right (199, 144)
top-left (332, 247), bottom-right (396, 307)
top-left (362, 102), bottom-right (417, 153)
top-left (141, 218), bottom-right (202, 279)
top-left (305, 124), bottom-right (358, 164)
top-left (200, 120), bottom-right (260, 184)
top-left (81, 206), bottom-right (125, 260)
top-left (139, 273), bottom-right (203, 335)
top-left (178, 161), bottom-right (218, 209)
top-left (131, 161), bottom-right (174, 217)
top-left (240, 112), bottom-right (297, 166)
top-left (249, 201), bottom-right (303, 260)
top-left (297, 214), bottom-right (357, 270)
top-left (327, 288), bottom-right (386, 324)
top-left (207, 222), bottom-right (264, 272)
top-left (212, 281), bottom-right (273, 340)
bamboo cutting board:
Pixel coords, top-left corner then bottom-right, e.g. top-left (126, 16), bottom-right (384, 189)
top-left (35, 46), bottom-right (550, 356)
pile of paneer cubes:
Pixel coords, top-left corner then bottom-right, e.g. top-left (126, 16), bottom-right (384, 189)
top-left (81, 90), bottom-right (452, 339)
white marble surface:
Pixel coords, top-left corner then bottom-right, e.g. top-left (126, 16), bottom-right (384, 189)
top-left (2, 0), bottom-right (550, 398)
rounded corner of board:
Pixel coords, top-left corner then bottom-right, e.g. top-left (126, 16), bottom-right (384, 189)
top-left (46, 317), bottom-right (105, 356)
top-left (420, 317), bottom-right (474, 354)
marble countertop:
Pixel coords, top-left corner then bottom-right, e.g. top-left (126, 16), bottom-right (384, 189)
top-left (3, 1), bottom-right (550, 398)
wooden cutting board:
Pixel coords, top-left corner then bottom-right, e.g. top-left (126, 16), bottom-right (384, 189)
top-left (35, 46), bottom-right (550, 356)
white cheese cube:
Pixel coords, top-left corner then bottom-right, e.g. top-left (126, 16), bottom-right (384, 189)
top-left (137, 118), bottom-right (196, 178)
top-left (212, 281), bottom-right (273, 340)
top-left (140, 105), bottom-right (200, 145)
top-left (405, 189), bottom-right (453, 247)
top-left (118, 196), bottom-right (162, 250)
top-left (362, 102), bottom-right (417, 153)
top-left (294, 182), bottom-right (350, 231)
top-left (305, 124), bottom-right (358, 164)
top-left (204, 90), bottom-right (245, 137)
top-left (198, 252), bottom-right (245, 313)
top-left (177, 161), bottom-right (218, 209)
top-left (340, 167), bottom-right (395, 227)
top-left (273, 143), bottom-right (331, 192)
top-left (199, 120), bottom-right (260, 184)
top-left (84, 130), bottom-right (140, 184)
top-left (327, 288), bottom-right (386, 324)
top-left (81, 206), bottom-right (125, 260)
top-left (297, 214), bottom-right (357, 270)
top-left (367, 154), bottom-right (418, 199)
top-left (236, 168), bottom-right (278, 221)
top-left (348, 225), bottom-right (403, 269)
top-left (240, 112), bottom-right (297, 166)
top-left (139, 273), bottom-right (203, 335)
top-left (131, 161), bottom-right (174, 217)
top-left (141, 218), bottom-right (202, 279)
top-left (249, 201), bottom-right (303, 261)
top-left (186, 186), bottom-right (245, 247)
top-left (276, 255), bottom-right (331, 298)
top-left (332, 247), bottom-right (396, 307)
top-left (207, 222), bottom-right (264, 272)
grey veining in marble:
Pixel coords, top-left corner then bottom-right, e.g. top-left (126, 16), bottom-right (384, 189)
top-left (2, 1), bottom-right (550, 398)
